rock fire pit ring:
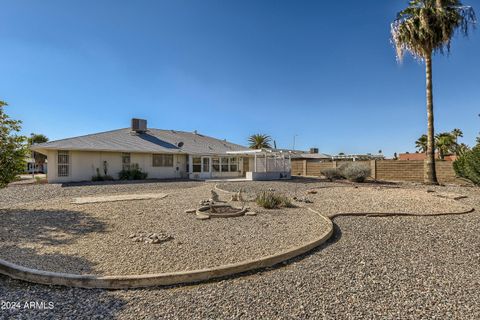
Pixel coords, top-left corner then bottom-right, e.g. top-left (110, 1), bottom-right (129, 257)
top-left (196, 204), bottom-right (248, 219)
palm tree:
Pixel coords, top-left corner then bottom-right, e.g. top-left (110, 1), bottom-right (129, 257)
top-left (436, 132), bottom-right (456, 159)
top-left (27, 133), bottom-right (49, 174)
top-left (28, 133), bottom-right (48, 145)
top-left (391, 0), bottom-right (476, 184)
top-left (451, 128), bottom-right (463, 144)
top-left (415, 134), bottom-right (428, 153)
top-left (248, 134), bottom-right (272, 149)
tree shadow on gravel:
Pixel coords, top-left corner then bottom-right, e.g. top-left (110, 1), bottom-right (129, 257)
top-left (0, 208), bottom-right (108, 275)
top-left (0, 245), bottom-right (98, 275)
top-left (0, 273), bottom-right (127, 319)
top-left (0, 208), bottom-right (107, 246)
top-left (0, 209), bottom-right (127, 318)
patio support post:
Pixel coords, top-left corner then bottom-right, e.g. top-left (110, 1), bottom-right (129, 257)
top-left (265, 152), bottom-right (267, 173)
top-left (254, 153), bottom-right (257, 172)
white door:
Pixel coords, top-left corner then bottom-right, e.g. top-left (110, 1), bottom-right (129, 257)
top-left (201, 157), bottom-right (211, 178)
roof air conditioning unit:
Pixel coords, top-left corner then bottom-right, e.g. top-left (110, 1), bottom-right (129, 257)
top-left (131, 118), bottom-right (147, 133)
top-left (310, 148), bottom-right (319, 154)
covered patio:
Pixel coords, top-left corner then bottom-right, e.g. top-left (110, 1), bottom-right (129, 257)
top-left (227, 149), bottom-right (292, 181)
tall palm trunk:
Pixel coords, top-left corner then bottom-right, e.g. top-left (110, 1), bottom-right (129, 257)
top-left (424, 53), bottom-right (439, 185)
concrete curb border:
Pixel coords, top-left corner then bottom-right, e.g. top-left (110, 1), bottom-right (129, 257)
top-left (0, 211), bottom-right (333, 289)
top-left (326, 207), bottom-right (475, 219)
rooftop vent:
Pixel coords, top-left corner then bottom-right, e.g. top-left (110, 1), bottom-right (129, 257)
top-left (177, 141), bottom-right (184, 148)
top-left (310, 148), bottom-right (319, 154)
top-left (131, 118), bottom-right (147, 133)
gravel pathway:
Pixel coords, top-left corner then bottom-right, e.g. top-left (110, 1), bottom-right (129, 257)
top-left (1, 179), bottom-right (479, 319)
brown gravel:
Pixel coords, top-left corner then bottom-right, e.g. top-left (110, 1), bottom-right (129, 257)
top-left (0, 178), bottom-right (479, 319)
top-left (0, 183), bottom-right (327, 275)
top-left (217, 180), bottom-right (473, 217)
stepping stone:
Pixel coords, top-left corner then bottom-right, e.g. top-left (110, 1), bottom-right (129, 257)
top-left (73, 193), bottom-right (167, 204)
top-left (196, 212), bottom-right (210, 220)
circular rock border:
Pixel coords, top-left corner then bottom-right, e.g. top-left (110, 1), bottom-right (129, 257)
top-left (197, 204), bottom-right (248, 218)
top-left (0, 210), bottom-right (333, 289)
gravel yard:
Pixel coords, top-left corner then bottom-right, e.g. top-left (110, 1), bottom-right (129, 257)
top-left (217, 180), bottom-right (473, 217)
top-left (1, 178), bottom-right (479, 319)
top-left (0, 181), bottom-right (327, 275)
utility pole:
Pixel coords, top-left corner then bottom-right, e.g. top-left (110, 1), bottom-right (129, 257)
top-left (292, 134), bottom-right (298, 151)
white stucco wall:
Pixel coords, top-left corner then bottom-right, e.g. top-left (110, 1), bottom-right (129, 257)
top-left (46, 150), bottom-right (187, 183)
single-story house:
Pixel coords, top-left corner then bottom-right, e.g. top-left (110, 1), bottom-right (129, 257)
top-left (31, 119), bottom-right (291, 183)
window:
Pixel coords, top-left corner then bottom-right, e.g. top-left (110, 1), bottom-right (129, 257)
top-left (57, 151), bottom-right (69, 177)
top-left (212, 157), bottom-right (220, 172)
top-left (122, 153), bottom-right (131, 170)
top-left (202, 157), bottom-right (210, 172)
top-left (152, 154), bottom-right (174, 167)
top-left (192, 157), bottom-right (201, 172)
top-left (230, 157), bottom-right (238, 172)
top-left (221, 157), bottom-right (229, 172)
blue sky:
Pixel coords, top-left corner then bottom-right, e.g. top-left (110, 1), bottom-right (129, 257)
top-left (1, 0), bottom-right (479, 157)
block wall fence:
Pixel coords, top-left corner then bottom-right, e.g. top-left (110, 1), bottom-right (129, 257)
top-left (291, 159), bottom-right (462, 184)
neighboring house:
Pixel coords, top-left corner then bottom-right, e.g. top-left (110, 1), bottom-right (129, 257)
top-left (398, 152), bottom-right (457, 161)
top-left (290, 152), bottom-right (332, 161)
top-left (332, 153), bottom-right (385, 161)
top-left (24, 157), bottom-right (48, 174)
top-left (31, 119), bottom-right (291, 183)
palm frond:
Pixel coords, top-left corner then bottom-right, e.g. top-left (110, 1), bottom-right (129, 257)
top-left (391, 0), bottom-right (476, 61)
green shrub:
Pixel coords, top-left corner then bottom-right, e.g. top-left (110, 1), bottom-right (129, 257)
top-left (92, 168), bottom-right (114, 181)
top-left (256, 191), bottom-right (294, 209)
top-left (341, 162), bottom-right (371, 182)
top-left (118, 163), bottom-right (148, 180)
top-left (453, 146), bottom-right (480, 185)
top-left (321, 168), bottom-right (343, 181)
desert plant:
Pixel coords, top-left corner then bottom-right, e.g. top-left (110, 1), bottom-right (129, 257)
top-left (118, 163), bottom-right (148, 180)
top-left (92, 168), bottom-right (114, 181)
top-left (256, 191), bottom-right (294, 209)
top-left (321, 168), bottom-right (343, 181)
top-left (341, 163), bottom-right (371, 183)
top-left (453, 146), bottom-right (480, 185)
top-left (336, 162), bottom-right (351, 176)
top-left (391, 0), bottom-right (476, 184)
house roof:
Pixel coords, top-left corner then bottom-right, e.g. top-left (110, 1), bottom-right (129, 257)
top-left (290, 152), bottom-right (331, 159)
top-left (31, 128), bottom-right (249, 155)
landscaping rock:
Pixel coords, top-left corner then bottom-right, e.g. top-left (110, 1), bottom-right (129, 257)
top-left (196, 213), bottom-right (210, 220)
top-left (129, 232), bottom-right (173, 244)
top-left (294, 197), bottom-right (313, 204)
